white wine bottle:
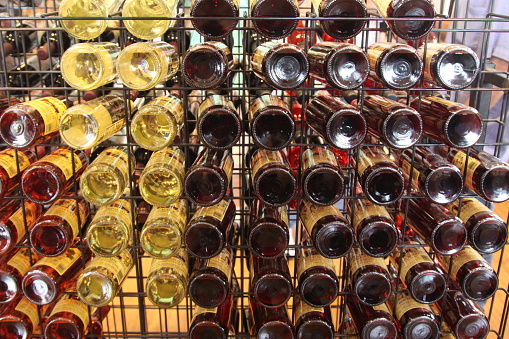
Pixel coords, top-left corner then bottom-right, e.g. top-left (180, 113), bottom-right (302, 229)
top-left (122, 0), bottom-right (178, 40)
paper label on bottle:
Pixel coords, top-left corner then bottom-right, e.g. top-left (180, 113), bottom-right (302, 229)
top-left (43, 148), bottom-right (83, 180)
top-left (206, 248), bottom-right (232, 281)
top-left (50, 296), bottom-right (90, 327)
top-left (300, 203), bottom-right (341, 234)
top-left (397, 246), bottom-right (434, 281)
top-left (9, 202), bottom-right (38, 240)
top-left (302, 148), bottom-right (338, 171)
top-left (372, 302), bottom-right (391, 313)
top-left (356, 148), bottom-right (391, 177)
top-left (447, 198), bottom-right (494, 224)
top-left (192, 306), bottom-right (217, 320)
top-left (152, 96), bottom-right (185, 127)
top-left (147, 204), bottom-right (187, 232)
top-left (451, 151), bottom-right (480, 188)
top-left (280, 205), bottom-right (289, 227)
top-left (150, 251), bottom-right (188, 276)
top-left (401, 158), bottom-right (421, 189)
top-left (95, 147), bottom-right (130, 179)
top-left (192, 200), bottom-right (230, 222)
top-left (392, 293), bottom-right (432, 320)
top-left (436, 246), bottom-right (483, 278)
top-left (23, 97), bottom-right (67, 135)
top-left (371, 0), bottom-right (391, 17)
top-left (37, 247), bottom-right (81, 275)
top-left (351, 201), bottom-right (391, 231)
top-left (88, 250), bottom-right (134, 283)
top-left (294, 300), bottom-right (323, 320)
top-left (311, 0), bottom-right (323, 12)
top-left (45, 199), bottom-right (85, 238)
top-left (349, 249), bottom-right (386, 275)
top-left (297, 252), bottom-right (336, 277)
top-left (0, 149), bottom-right (32, 178)
top-left (146, 147), bottom-right (185, 178)
top-left (15, 297), bottom-right (39, 326)
top-left (93, 199), bottom-right (132, 231)
top-left (223, 154), bottom-right (234, 183)
top-left (7, 247), bottom-right (35, 275)
top-left (251, 150), bottom-right (285, 178)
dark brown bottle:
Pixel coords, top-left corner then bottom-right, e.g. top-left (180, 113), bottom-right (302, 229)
top-left (404, 197), bottom-right (467, 255)
top-left (0, 247), bottom-right (40, 304)
top-left (251, 255), bottom-right (293, 308)
top-left (190, 0), bottom-right (239, 39)
top-left (189, 293), bottom-right (234, 339)
top-left (438, 147), bottom-right (509, 203)
top-left (347, 198), bottom-right (399, 257)
top-left (312, 0), bottom-right (367, 39)
top-left (251, 149), bottom-right (297, 207)
top-left (0, 296), bottom-right (41, 338)
top-left (248, 200), bottom-right (289, 259)
top-left (436, 246), bottom-right (498, 301)
top-left (398, 146), bottom-right (463, 204)
top-left (250, 297), bottom-right (295, 338)
top-left (308, 42), bottom-right (369, 89)
top-left (353, 146), bottom-right (406, 205)
top-left (305, 95), bottom-right (367, 149)
top-left (447, 198), bottom-right (507, 254)
top-left (300, 200), bottom-right (354, 258)
top-left (361, 95), bottom-right (422, 149)
top-left (249, 95), bottom-right (296, 150)
top-left (389, 242), bottom-right (446, 304)
top-left (184, 199), bottom-right (236, 258)
top-left (410, 96), bottom-right (483, 149)
top-left (2, 24), bottom-right (38, 56)
top-left (367, 42), bottom-right (423, 90)
top-left (250, 0), bottom-right (299, 39)
top-left (188, 248), bottom-right (233, 308)
top-left (185, 149), bottom-right (233, 206)
top-left (294, 294), bottom-right (334, 339)
top-left (38, 28), bottom-right (73, 60)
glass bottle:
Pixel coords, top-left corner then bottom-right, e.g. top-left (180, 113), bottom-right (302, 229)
top-left (30, 198), bottom-right (90, 257)
top-left (367, 42), bottom-right (423, 90)
top-left (0, 97), bottom-right (68, 149)
top-left (248, 200), bottom-right (290, 259)
top-left (0, 247), bottom-right (40, 304)
top-left (185, 149), bottom-right (233, 206)
top-left (251, 255), bottom-right (293, 308)
top-left (249, 95), bottom-right (296, 150)
top-left (184, 199), bottom-right (236, 258)
top-left (77, 249), bottom-right (134, 307)
top-left (0, 148), bottom-right (37, 200)
top-left (0, 297), bottom-right (41, 338)
top-left (294, 294), bottom-right (334, 339)
top-left (21, 147), bottom-right (88, 205)
top-left (410, 96), bottom-right (483, 149)
top-left (44, 293), bottom-right (94, 339)
top-left (131, 96), bottom-right (184, 151)
top-left (6, 62), bottom-right (42, 96)
top-left (59, 95), bottom-right (131, 150)
top-left (139, 147), bottom-right (185, 206)
top-left (122, 0), bottom-right (177, 40)
top-left (37, 27), bottom-right (72, 60)
top-left (251, 41), bottom-right (309, 90)
top-left (0, 200), bottom-right (42, 255)
top-left (251, 149), bottom-right (297, 207)
top-left (2, 23), bottom-right (38, 56)
top-left (140, 200), bottom-right (187, 259)
top-left (250, 0), bottom-right (299, 39)
top-left (189, 293), bottom-right (234, 339)
top-left (312, 0), bottom-right (367, 39)
top-left (250, 297), bottom-right (295, 338)
top-left (191, 0), bottom-right (239, 39)
top-left (79, 146), bottom-right (134, 206)
top-left (438, 147), bottom-right (509, 203)
top-left (300, 201), bottom-right (354, 258)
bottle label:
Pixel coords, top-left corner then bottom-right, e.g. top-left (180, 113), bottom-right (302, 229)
top-left (297, 252), bottom-right (336, 277)
top-left (192, 306), bottom-right (217, 320)
top-left (192, 200), bottom-right (230, 222)
top-left (280, 205), bottom-right (289, 227)
top-left (450, 151), bottom-right (481, 188)
top-left (300, 203), bottom-right (341, 234)
top-left (396, 245), bottom-right (434, 281)
top-left (351, 201), bottom-right (391, 231)
top-left (7, 247), bottom-right (36, 275)
top-left (43, 148), bottom-right (83, 180)
top-left (50, 296), bottom-right (91, 327)
top-left (95, 147), bottom-right (130, 179)
top-left (147, 203), bottom-right (187, 233)
top-left (0, 149), bottom-right (32, 178)
top-left (150, 251), bottom-right (188, 276)
top-left (400, 158), bottom-right (421, 189)
top-left (24, 97), bottom-right (67, 135)
top-left (294, 300), bottom-right (323, 320)
top-left (223, 154), bottom-right (234, 183)
top-left (93, 199), bottom-right (132, 231)
top-left (37, 247), bottom-right (81, 275)
top-left (146, 147), bottom-right (185, 178)
top-left (302, 148), bottom-right (338, 171)
top-left (206, 248), bottom-right (232, 282)
top-left (15, 297), bottom-right (39, 326)
top-left (87, 101), bottom-right (124, 145)
top-left (9, 202), bottom-right (39, 240)
top-left (89, 250), bottom-right (134, 283)
top-left (437, 246), bottom-right (483, 278)
top-left (349, 249), bottom-right (386, 275)
top-left (45, 199), bottom-right (87, 239)
top-left (251, 150), bottom-right (285, 178)
top-left (392, 293), bottom-right (431, 320)
top-left (152, 96), bottom-right (185, 127)
top-left (371, 0), bottom-right (391, 18)
top-left (372, 302), bottom-right (391, 313)
top-left (356, 148), bottom-right (391, 177)
top-left (447, 198), bottom-right (494, 224)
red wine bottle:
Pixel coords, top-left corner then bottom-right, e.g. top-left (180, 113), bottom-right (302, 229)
top-left (38, 27), bottom-right (73, 60)
top-left (249, 297), bottom-right (294, 338)
top-left (294, 294), bottom-right (334, 339)
top-left (190, 0), bottom-right (239, 39)
top-left (312, 0), bottom-right (367, 39)
top-left (250, 0), bottom-right (299, 39)
top-left (0, 247), bottom-right (41, 304)
top-left (189, 293), bottom-right (234, 339)
top-left (250, 254), bottom-right (293, 308)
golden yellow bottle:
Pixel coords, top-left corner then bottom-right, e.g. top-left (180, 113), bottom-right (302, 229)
top-left (130, 96), bottom-right (184, 151)
top-left (139, 147), bottom-right (185, 206)
top-left (140, 200), bottom-right (187, 259)
top-left (60, 42), bottom-right (120, 91)
top-left (146, 248), bottom-right (189, 308)
top-left (80, 146), bottom-right (134, 206)
top-left (122, 0), bottom-right (178, 40)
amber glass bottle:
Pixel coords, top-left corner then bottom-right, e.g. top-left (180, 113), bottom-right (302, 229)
top-left (189, 293), bottom-right (234, 339)
top-left (294, 294), bottom-right (334, 339)
top-left (251, 255), bottom-right (293, 308)
top-left (0, 200), bottom-right (42, 255)
top-left (250, 297), bottom-right (295, 338)
top-left (0, 247), bottom-right (40, 304)
top-left (0, 297), bottom-right (41, 338)
top-left (0, 148), bottom-right (36, 200)
top-left (44, 293), bottom-right (95, 339)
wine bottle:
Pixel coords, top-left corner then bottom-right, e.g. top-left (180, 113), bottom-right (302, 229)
top-left (140, 200), bottom-right (187, 259)
top-left (389, 242), bottom-right (446, 304)
top-left (22, 247), bottom-right (91, 305)
top-left (300, 201), bottom-right (354, 258)
top-left (0, 97), bottom-right (68, 149)
top-left (367, 42), bottom-right (423, 90)
top-left (350, 248), bottom-right (392, 306)
top-left (131, 96), bottom-right (184, 151)
top-left (308, 42), bottom-right (369, 89)
top-left (248, 200), bottom-right (290, 259)
top-left (312, 0), bottom-right (367, 39)
top-left (185, 149), bottom-right (233, 206)
top-left (189, 248), bottom-right (233, 308)
top-left (122, 0), bottom-right (177, 40)
top-left (61, 42), bottom-right (120, 90)
top-left (44, 293), bottom-right (94, 339)
top-left (447, 197), bottom-right (507, 254)
top-left (398, 146), bottom-right (463, 204)
top-left (182, 41), bottom-right (233, 90)
top-left (0, 148), bottom-right (36, 200)
top-left (410, 96), bottom-right (483, 149)
top-left (250, 0), bottom-right (299, 39)
top-left (42, 63), bottom-right (67, 97)
top-left (6, 62), bottom-right (42, 96)
top-left (0, 200), bottom-right (42, 255)
top-left (347, 198), bottom-right (399, 257)
top-left (139, 147), bottom-right (185, 206)
top-left (77, 249), bottom-right (134, 307)
top-left (294, 294), bottom-right (334, 339)
top-left (191, 0), bottom-right (239, 39)
top-left (184, 199), bottom-right (236, 258)
top-left (353, 146), bottom-right (406, 205)
top-left (251, 255), bottom-right (293, 308)
top-left (404, 197), bottom-right (467, 255)
top-left (60, 95), bottom-right (132, 150)
top-left (86, 198), bottom-right (133, 257)
top-left (0, 247), bottom-right (40, 304)
top-left (436, 246), bottom-right (498, 301)
top-left (29, 198), bottom-right (90, 257)
top-left (2, 23), bottom-right (38, 56)
top-left (306, 94), bottom-right (367, 149)
top-left (37, 27), bottom-right (72, 60)
top-left (21, 147), bottom-right (88, 205)
top-left (250, 297), bottom-right (295, 338)
top-left (251, 149), bottom-right (297, 207)
top-left (372, 0), bottom-right (436, 40)
top-left (118, 41), bottom-right (179, 90)
top-left (361, 95), bottom-right (423, 149)
top-left (438, 147), bottom-right (509, 203)
top-left (146, 249), bottom-right (189, 307)
top-left (79, 146), bottom-right (134, 206)
top-left (249, 95), bottom-right (296, 150)
top-left (251, 41), bottom-right (309, 90)
top-left (189, 293), bottom-right (234, 339)
top-left (0, 297), bottom-right (41, 338)
top-left (197, 95), bottom-right (241, 150)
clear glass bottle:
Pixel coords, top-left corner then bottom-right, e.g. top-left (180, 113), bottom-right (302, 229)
top-left (0, 148), bottom-right (36, 200)
top-left (0, 200), bottom-right (42, 255)
top-left (0, 297), bottom-right (41, 338)
top-left (251, 255), bottom-right (293, 308)
top-left (139, 147), bottom-right (185, 206)
top-left (44, 293), bottom-right (94, 339)
top-left (312, 0), bottom-right (367, 39)
top-left (122, 0), bottom-right (177, 40)
top-left (0, 247), bottom-right (40, 304)
top-left (250, 0), bottom-right (299, 39)
top-left (189, 293), bottom-right (234, 339)
top-left (250, 297), bottom-right (295, 338)
top-left (191, 0), bottom-right (239, 39)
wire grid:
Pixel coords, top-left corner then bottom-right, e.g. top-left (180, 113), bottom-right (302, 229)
top-left (0, 0), bottom-right (508, 338)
